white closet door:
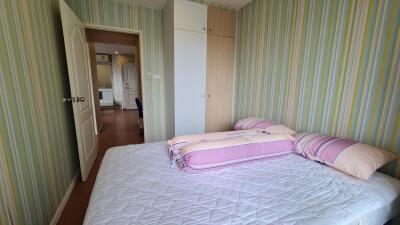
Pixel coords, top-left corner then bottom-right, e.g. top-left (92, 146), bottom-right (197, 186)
top-left (174, 29), bottom-right (207, 135)
top-left (174, 0), bottom-right (207, 33)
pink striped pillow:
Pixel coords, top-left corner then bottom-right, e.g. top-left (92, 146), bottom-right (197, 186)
top-left (234, 117), bottom-right (296, 135)
top-left (294, 132), bottom-right (398, 179)
top-left (178, 134), bottom-right (294, 172)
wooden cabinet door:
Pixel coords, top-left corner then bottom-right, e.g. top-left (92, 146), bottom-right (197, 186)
top-left (174, 0), bottom-right (207, 33)
top-left (207, 5), bottom-right (236, 37)
top-left (205, 35), bottom-right (235, 132)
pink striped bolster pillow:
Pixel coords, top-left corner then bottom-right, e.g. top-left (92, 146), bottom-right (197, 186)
top-left (178, 134), bottom-right (294, 172)
top-left (168, 129), bottom-right (265, 160)
top-left (294, 132), bottom-right (398, 180)
top-left (234, 117), bottom-right (296, 135)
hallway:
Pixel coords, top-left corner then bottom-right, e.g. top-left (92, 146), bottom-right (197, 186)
top-left (57, 109), bottom-right (144, 225)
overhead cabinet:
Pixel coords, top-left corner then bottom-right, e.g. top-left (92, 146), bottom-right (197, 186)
top-left (207, 5), bottom-right (236, 37)
top-left (164, 0), bottom-right (236, 138)
top-left (174, 0), bottom-right (207, 33)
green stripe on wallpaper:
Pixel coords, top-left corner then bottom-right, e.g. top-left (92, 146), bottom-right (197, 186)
top-left (66, 0), bottom-right (166, 142)
top-left (0, 0), bottom-right (78, 224)
top-left (235, 0), bottom-right (400, 178)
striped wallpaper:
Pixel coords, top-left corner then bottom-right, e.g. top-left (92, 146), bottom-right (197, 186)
top-left (66, 0), bottom-right (166, 142)
top-left (235, 0), bottom-right (400, 178)
top-left (0, 0), bottom-right (399, 224)
top-left (0, 0), bottom-right (78, 224)
top-left (1, 0), bottom-right (167, 224)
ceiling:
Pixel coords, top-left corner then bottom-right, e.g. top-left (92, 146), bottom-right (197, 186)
top-left (136, 0), bottom-right (253, 10)
top-left (95, 43), bottom-right (136, 55)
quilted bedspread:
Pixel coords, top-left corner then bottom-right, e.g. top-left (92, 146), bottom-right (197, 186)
top-left (84, 142), bottom-right (400, 225)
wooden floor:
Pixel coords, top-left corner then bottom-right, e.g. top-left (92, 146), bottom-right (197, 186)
top-left (57, 109), bottom-right (144, 225)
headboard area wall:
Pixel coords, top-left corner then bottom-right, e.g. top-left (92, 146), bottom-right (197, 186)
top-left (234, 0), bottom-right (400, 177)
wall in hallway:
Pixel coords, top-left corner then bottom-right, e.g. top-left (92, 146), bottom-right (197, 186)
top-left (97, 64), bottom-right (113, 88)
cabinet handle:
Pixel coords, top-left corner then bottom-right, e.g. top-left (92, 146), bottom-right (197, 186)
top-left (203, 27), bottom-right (206, 31)
top-left (209, 28), bottom-right (212, 32)
top-left (207, 94), bottom-right (211, 97)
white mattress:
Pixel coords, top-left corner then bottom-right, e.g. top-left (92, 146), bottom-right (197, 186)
top-left (84, 142), bottom-right (400, 225)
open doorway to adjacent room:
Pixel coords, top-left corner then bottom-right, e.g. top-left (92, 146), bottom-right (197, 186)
top-left (86, 28), bottom-right (144, 139)
top-left (57, 26), bottom-right (145, 225)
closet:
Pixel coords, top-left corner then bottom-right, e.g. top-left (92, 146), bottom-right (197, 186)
top-left (205, 6), bottom-right (236, 132)
top-left (163, 0), bottom-right (236, 138)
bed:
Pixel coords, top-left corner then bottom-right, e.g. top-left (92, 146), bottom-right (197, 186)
top-left (84, 142), bottom-right (400, 225)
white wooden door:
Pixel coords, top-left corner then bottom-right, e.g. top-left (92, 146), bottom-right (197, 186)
top-left (123, 63), bottom-right (137, 110)
top-left (174, 29), bottom-right (207, 135)
top-left (60, 0), bottom-right (97, 182)
top-left (174, 0), bottom-right (207, 33)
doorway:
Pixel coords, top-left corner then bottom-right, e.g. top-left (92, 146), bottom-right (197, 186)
top-left (85, 28), bottom-right (144, 137)
top-left (58, 8), bottom-right (145, 221)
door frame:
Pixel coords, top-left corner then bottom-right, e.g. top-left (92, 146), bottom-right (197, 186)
top-left (84, 24), bottom-right (148, 141)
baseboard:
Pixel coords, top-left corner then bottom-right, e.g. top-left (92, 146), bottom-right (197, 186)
top-left (49, 173), bottom-right (78, 225)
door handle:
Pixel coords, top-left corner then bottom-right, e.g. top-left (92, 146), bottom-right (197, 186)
top-left (76, 97), bottom-right (85, 102)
